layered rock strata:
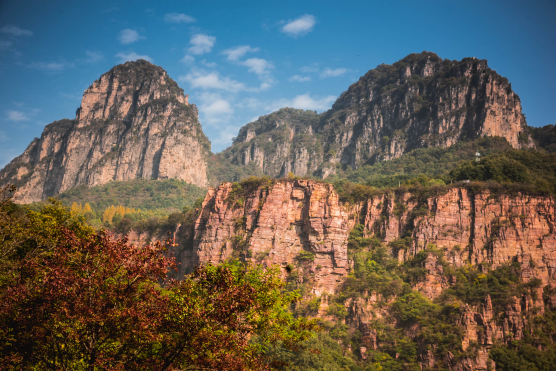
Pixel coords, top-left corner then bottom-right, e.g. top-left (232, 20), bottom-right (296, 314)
top-left (0, 60), bottom-right (210, 203)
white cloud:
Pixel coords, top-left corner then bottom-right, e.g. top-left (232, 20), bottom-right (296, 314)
top-left (180, 55), bottom-right (195, 64)
top-left (196, 92), bottom-right (234, 126)
top-left (188, 34), bottom-right (216, 55)
top-left (202, 59), bottom-right (217, 67)
top-left (115, 52), bottom-right (153, 63)
top-left (241, 58), bottom-right (273, 75)
top-left (300, 63), bottom-right (319, 73)
top-left (7, 110), bottom-right (29, 121)
top-left (222, 45), bottom-right (259, 61)
top-left (320, 67), bottom-right (348, 78)
top-left (289, 75), bottom-right (311, 82)
top-left (240, 58), bottom-right (276, 89)
top-left (27, 60), bottom-right (75, 72)
top-left (267, 94), bottom-right (336, 112)
top-left (0, 129), bottom-right (7, 142)
top-left (179, 70), bottom-right (246, 92)
top-left (1, 25), bottom-right (33, 37)
top-left (281, 15), bottom-right (315, 37)
top-left (164, 12), bottom-right (196, 23)
top-left (84, 51), bottom-right (104, 63)
top-left (118, 29), bottom-right (145, 44)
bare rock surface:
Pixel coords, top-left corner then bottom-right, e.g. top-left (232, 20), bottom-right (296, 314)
top-left (175, 180), bottom-right (554, 370)
top-left (219, 52), bottom-right (532, 179)
top-left (0, 60), bottom-right (209, 203)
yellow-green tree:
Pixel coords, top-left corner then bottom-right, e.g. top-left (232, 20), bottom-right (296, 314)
top-left (70, 202), bottom-right (82, 216)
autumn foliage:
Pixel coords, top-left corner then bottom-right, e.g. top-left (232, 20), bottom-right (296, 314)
top-left (0, 185), bottom-right (318, 370)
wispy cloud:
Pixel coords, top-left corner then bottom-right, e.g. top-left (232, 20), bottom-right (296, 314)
top-left (320, 67), bottom-right (349, 78)
top-left (241, 58), bottom-right (273, 75)
top-left (280, 15), bottom-right (315, 37)
top-left (289, 75), bottom-right (311, 82)
top-left (300, 64), bottom-right (319, 73)
top-left (301, 64), bottom-right (353, 78)
top-left (115, 52), bottom-right (153, 63)
top-left (7, 110), bottom-right (30, 121)
top-left (164, 12), bottom-right (196, 23)
top-left (202, 59), bottom-right (217, 67)
top-left (118, 29), bottom-right (145, 44)
top-left (188, 34), bottom-right (216, 55)
top-left (222, 45), bottom-right (259, 61)
top-left (1, 25), bottom-right (33, 37)
top-left (180, 55), bottom-right (195, 64)
top-left (267, 94), bottom-right (335, 112)
top-left (197, 92), bottom-right (234, 125)
top-left (27, 60), bottom-right (75, 72)
top-left (179, 70), bottom-right (246, 92)
top-left (84, 51), bottom-right (104, 63)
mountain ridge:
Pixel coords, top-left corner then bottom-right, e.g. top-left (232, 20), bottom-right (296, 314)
top-left (1, 52), bottom-right (547, 203)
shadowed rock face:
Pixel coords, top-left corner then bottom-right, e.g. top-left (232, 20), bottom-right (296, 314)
top-left (0, 60), bottom-right (210, 203)
top-left (174, 179), bottom-right (554, 370)
top-left (220, 52), bottom-right (532, 178)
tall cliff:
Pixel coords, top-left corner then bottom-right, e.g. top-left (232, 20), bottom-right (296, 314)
top-left (0, 60), bottom-right (210, 203)
top-left (172, 179), bottom-right (555, 370)
top-left (220, 52), bottom-right (532, 179)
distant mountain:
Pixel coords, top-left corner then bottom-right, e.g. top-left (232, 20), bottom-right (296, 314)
top-left (218, 52), bottom-right (534, 180)
top-left (1, 52), bottom-right (542, 202)
top-left (0, 60), bottom-right (210, 203)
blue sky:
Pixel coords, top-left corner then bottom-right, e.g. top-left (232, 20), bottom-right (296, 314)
top-left (0, 0), bottom-right (555, 168)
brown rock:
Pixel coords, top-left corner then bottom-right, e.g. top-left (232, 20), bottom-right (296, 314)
top-left (1, 60), bottom-right (209, 203)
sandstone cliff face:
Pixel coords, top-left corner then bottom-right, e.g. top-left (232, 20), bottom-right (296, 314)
top-left (219, 52), bottom-right (532, 179)
top-left (176, 180), bottom-right (554, 370)
top-left (177, 179), bottom-right (349, 295)
top-left (0, 60), bottom-right (210, 203)
top-left (358, 188), bottom-right (555, 285)
top-left (177, 180), bottom-right (554, 287)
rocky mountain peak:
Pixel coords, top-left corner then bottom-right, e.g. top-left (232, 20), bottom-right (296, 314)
top-left (218, 52), bottom-right (532, 180)
top-left (0, 61), bottom-right (208, 203)
top-left (76, 60), bottom-right (190, 127)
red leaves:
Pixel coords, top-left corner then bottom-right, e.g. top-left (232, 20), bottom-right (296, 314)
top-left (0, 226), bottom-right (317, 370)
top-left (0, 227), bottom-right (175, 370)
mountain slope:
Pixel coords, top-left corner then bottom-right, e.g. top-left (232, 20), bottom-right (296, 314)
top-left (171, 178), bottom-right (555, 370)
top-left (219, 52), bottom-right (533, 179)
top-left (0, 60), bottom-right (210, 203)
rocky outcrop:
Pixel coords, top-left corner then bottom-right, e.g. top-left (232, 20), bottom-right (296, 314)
top-left (0, 60), bottom-right (210, 203)
top-left (219, 52), bottom-right (532, 179)
top-left (176, 180), bottom-right (554, 285)
top-left (220, 108), bottom-right (322, 177)
top-left (177, 179), bottom-right (349, 295)
top-left (358, 187), bottom-right (555, 285)
top-left (174, 179), bottom-right (555, 370)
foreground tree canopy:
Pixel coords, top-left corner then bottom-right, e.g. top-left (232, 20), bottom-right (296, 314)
top-left (0, 185), bottom-right (318, 370)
